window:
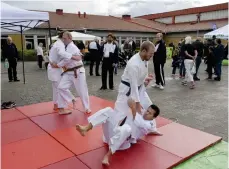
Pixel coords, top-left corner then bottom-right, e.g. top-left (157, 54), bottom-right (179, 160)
top-left (25, 36), bottom-right (34, 49)
top-left (149, 37), bottom-right (154, 42)
top-left (142, 38), bottom-right (147, 43)
top-left (38, 39), bottom-right (46, 49)
top-left (135, 39), bottom-right (140, 48)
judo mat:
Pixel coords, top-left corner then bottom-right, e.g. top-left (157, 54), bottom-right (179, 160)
top-left (1, 96), bottom-right (222, 169)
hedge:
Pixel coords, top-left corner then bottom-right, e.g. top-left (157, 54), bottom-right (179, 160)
top-left (18, 50), bottom-right (37, 61)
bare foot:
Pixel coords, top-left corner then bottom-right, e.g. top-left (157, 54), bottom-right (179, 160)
top-left (102, 155), bottom-right (110, 166)
top-left (59, 109), bottom-right (72, 115)
top-left (75, 124), bottom-right (88, 136)
top-left (85, 109), bottom-right (91, 114)
top-left (53, 104), bottom-right (58, 111)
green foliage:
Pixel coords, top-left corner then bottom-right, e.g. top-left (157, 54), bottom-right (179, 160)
top-left (18, 50), bottom-right (37, 61)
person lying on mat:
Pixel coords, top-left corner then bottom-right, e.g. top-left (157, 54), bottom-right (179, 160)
top-left (75, 97), bottom-right (162, 166)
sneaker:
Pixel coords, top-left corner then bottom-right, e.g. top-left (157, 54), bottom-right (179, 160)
top-left (182, 81), bottom-right (187, 86)
top-left (151, 84), bottom-right (160, 88)
top-left (171, 74), bottom-right (175, 78)
top-left (159, 85), bottom-right (164, 90)
top-left (194, 77), bottom-right (200, 81)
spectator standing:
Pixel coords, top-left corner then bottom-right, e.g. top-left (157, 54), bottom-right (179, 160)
top-left (152, 33), bottom-right (166, 90)
top-left (214, 39), bottom-right (225, 81)
top-left (192, 37), bottom-right (204, 81)
top-left (2, 37), bottom-right (20, 82)
top-left (36, 43), bottom-right (44, 69)
top-left (88, 38), bottom-right (101, 76)
top-left (100, 33), bottom-right (118, 90)
top-left (182, 36), bottom-right (197, 89)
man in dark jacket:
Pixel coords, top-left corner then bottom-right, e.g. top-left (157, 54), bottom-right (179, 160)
top-left (100, 33), bottom-right (118, 90)
top-left (152, 33), bottom-right (166, 90)
top-left (192, 37), bottom-right (204, 81)
top-left (214, 39), bottom-right (225, 81)
top-left (2, 37), bottom-right (20, 82)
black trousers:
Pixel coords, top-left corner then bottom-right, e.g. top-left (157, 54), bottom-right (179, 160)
top-left (38, 55), bottom-right (43, 68)
top-left (207, 62), bottom-right (214, 78)
top-left (8, 59), bottom-right (18, 81)
top-left (90, 59), bottom-right (100, 75)
top-left (101, 58), bottom-right (114, 88)
top-left (154, 62), bottom-right (165, 86)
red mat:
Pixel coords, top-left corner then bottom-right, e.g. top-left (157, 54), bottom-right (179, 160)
top-left (50, 126), bottom-right (105, 155)
top-left (31, 109), bottom-right (88, 132)
top-left (1, 108), bottom-right (27, 123)
top-left (2, 135), bottom-right (74, 169)
top-left (142, 122), bottom-right (222, 158)
top-left (2, 118), bottom-right (47, 145)
top-left (40, 157), bottom-right (89, 169)
top-left (1, 96), bottom-right (223, 169)
top-left (156, 116), bottom-right (172, 128)
top-left (73, 96), bottom-right (114, 113)
top-left (16, 101), bottom-right (56, 117)
top-left (78, 140), bottom-right (182, 169)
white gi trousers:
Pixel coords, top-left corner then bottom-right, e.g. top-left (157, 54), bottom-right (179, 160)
top-left (184, 59), bottom-right (194, 82)
top-left (57, 69), bottom-right (90, 110)
top-left (88, 107), bottom-right (132, 154)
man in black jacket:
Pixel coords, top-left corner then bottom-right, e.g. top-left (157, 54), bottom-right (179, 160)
top-left (214, 39), bottom-right (225, 81)
top-left (192, 37), bottom-right (204, 81)
top-left (100, 33), bottom-right (118, 90)
top-left (152, 33), bottom-right (166, 90)
top-left (2, 37), bottom-right (20, 82)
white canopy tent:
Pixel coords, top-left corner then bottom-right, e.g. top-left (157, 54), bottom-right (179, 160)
top-left (1, 2), bottom-right (50, 84)
top-left (204, 25), bottom-right (228, 40)
top-left (52, 31), bottom-right (101, 43)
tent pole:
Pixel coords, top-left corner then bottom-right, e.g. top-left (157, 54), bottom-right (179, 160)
top-left (47, 21), bottom-right (52, 47)
top-left (20, 25), bottom-right (25, 84)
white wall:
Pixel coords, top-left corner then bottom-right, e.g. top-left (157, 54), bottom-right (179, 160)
top-left (155, 17), bottom-right (173, 24)
top-left (175, 14), bottom-right (197, 23)
top-left (201, 10), bottom-right (228, 21)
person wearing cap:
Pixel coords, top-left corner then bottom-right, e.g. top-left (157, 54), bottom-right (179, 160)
top-left (88, 38), bottom-right (101, 76)
top-left (100, 33), bottom-right (119, 90)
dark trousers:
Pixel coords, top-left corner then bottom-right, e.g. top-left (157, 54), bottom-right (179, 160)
top-left (8, 59), bottom-right (17, 81)
top-left (215, 61), bottom-right (222, 78)
top-left (45, 62), bottom-right (49, 70)
top-left (172, 66), bottom-right (177, 75)
top-left (207, 62), bottom-right (214, 78)
top-left (38, 55), bottom-right (43, 68)
top-left (154, 62), bottom-right (165, 86)
top-left (102, 58), bottom-right (114, 88)
top-left (90, 59), bottom-right (100, 75)
top-left (179, 60), bottom-right (185, 76)
top-left (194, 56), bottom-right (202, 78)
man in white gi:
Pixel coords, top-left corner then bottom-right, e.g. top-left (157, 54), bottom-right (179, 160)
top-left (51, 32), bottom-right (91, 114)
top-left (114, 41), bottom-right (155, 126)
top-left (48, 31), bottom-right (81, 114)
top-left (75, 82), bottom-right (162, 166)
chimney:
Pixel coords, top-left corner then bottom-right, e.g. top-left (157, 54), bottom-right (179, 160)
top-left (122, 14), bottom-right (131, 20)
top-left (84, 12), bottom-right (86, 18)
top-left (56, 9), bottom-right (63, 15)
top-left (78, 11), bottom-right (81, 18)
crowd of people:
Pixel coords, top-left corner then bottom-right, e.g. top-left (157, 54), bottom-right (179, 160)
top-left (170, 35), bottom-right (227, 89)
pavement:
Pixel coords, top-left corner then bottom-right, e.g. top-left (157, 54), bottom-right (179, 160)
top-left (1, 60), bottom-right (228, 141)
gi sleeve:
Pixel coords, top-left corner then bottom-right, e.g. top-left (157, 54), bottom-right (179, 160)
top-left (147, 119), bottom-right (157, 133)
top-left (139, 86), bottom-right (152, 110)
top-left (57, 59), bottom-right (70, 68)
top-left (128, 64), bottom-right (140, 102)
top-left (134, 114), bottom-right (154, 135)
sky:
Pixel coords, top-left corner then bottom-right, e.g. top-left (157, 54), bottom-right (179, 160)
top-left (2, 0), bottom-right (229, 17)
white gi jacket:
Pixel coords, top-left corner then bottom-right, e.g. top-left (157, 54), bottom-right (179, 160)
top-left (47, 39), bottom-right (72, 82)
top-left (114, 53), bottom-right (148, 122)
top-left (57, 42), bottom-right (85, 73)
